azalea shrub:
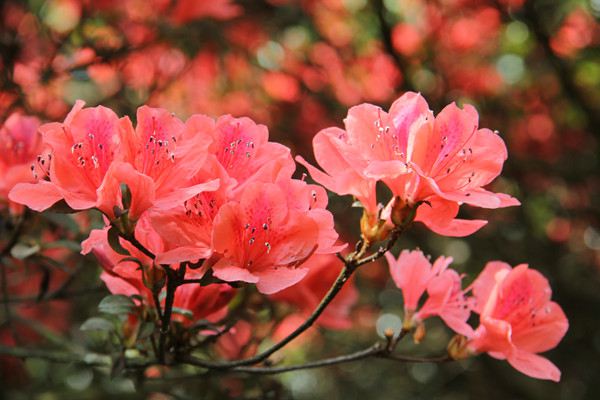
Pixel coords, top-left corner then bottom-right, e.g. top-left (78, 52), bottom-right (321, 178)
top-left (0, 0), bottom-right (598, 399)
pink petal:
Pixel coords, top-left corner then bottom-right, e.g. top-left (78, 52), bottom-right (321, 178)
top-left (50, 155), bottom-right (97, 210)
top-left (153, 179), bottom-right (220, 210)
top-left (255, 267), bottom-right (309, 294)
top-left (212, 259), bottom-right (260, 284)
top-left (212, 203), bottom-right (243, 257)
top-left (100, 271), bottom-right (140, 298)
top-left (156, 246), bottom-right (212, 265)
top-left (470, 261), bottom-right (512, 314)
top-left (364, 160), bottom-right (409, 180)
top-left (507, 350), bottom-right (561, 382)
top-left (110, 162), bottom-right (156, 220)
top-left (512, 301), bottom-right (569, 354)
top-left (388, 92), bottom-right (432, 160)
top-left (8, 181), bottom-right (63, 211)
top-left (385, 249), bottom-right (431, 311)
top-left (415, 198), bottom-right (487, 237)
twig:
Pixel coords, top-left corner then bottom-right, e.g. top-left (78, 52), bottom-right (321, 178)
top-left (229, 343), bottom-right (384, 374)
top-left (179, 341), bottom-right (450, 375)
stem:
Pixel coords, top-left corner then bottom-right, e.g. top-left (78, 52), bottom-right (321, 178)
top-left (229, 343), bottom-right (384, 374)
top-left (158, 266), bottom-right (180, 364)
top-left (356, 225), bottom-right (406, 267)
top-left (180, 341), bottom-right (451, 375)
top-left (122, 232), bottom-right (156, 260)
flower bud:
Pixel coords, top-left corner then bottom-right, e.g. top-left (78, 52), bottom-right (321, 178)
top-left (447, 334), bottom-right (471, 360)
top-left (390, 196), bottom-right (412, 226)
top-left (143, 265), bottom-right (166, 291)
top-left (360, 209), bottom-right (391, 243)
top-left (413, 320), bottom-right (426, 343)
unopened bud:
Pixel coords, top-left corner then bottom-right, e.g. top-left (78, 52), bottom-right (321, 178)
top-left (413, 321), bottom-right (426, 344)
top-left (447, 335), bottom-right (471, 360)
top-left (143, 266), bottom-right (166, 291)
top-left (384, 327), bottom-right (395, 340)
top-left (113, 206), bottom-right (123, 219)
top-left (390, 196), bottom-right (411, 226)
top-left (402, 309), bottom-right (415, 330)
top-left (360, 210), bottom-right (391, 243)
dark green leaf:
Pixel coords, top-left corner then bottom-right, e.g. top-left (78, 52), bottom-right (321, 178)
top-left (172, 307), bottom-right (194, 320)
top-left (137, 321), bottom-right (155, 340)
top-left (107, 226), bottom-right (130, 256)
top-left (81, 317), bottom-right (115, 332)
top-left (98, 295), bottom-right (135, 315)
top-left (118, 256), bottom-right (144, 268)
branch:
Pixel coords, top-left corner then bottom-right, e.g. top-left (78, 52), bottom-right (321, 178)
top-left (356, 225), bottom-right (406, 267)
top-left (178, 263), bottom-right (355, 369)
top-left (178, 341), bottom-right (450, 375)
top-left (158, 265), bottom-right (183, 364)
top-left (228, 343), bottom-right (384, 374)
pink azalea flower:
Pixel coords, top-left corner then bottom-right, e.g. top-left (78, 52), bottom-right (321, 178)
top-left (270, 253), bottom-right (358, 330)
top-left (385, 249), bottom-right (472, 336)
top-left (0, 113), bottom-right (42, 213)
top-left (147, 114), bottom-right (343, 280)
top-left (146, 114), bottom-right (290, 264)
top-left (467, 262), bottom-right (568, 382)
top-left (208, 115), bottom-right (294, 193)
top-left (9, 100), bottom-right (129, 218)
top-left (110, 106), bottom-right (219, 220)
top-left (147, 156), bottom-right (236, 265)
top-left (211, 180), bottom-right (341, 294)
top-left (298, 92), bottom-right (519, 237)
top-left (296, 125), bottom-right (379, 215)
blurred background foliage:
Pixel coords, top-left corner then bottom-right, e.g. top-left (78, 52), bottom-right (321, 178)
top-left (1, 0), bottom-right (599, 399)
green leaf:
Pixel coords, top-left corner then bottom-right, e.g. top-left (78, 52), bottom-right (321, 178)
top-left (107, 226), bottom-right (130, 256)
top-left (98, 295), bottom-right (135, 315)
top-left (137, 321), bottom-right (155, 340)
top-left (10, 243), bottom-right (41, 260)
top-left (42, 240), bottom-right (81, 252)
top-left (172, 307), bottom-right (194, 320)
top-left (81, 317), bottom-right (115, 332)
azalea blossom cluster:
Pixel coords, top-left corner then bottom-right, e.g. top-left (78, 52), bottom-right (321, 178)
top-left (0, 92), bottom-right (568, 384)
